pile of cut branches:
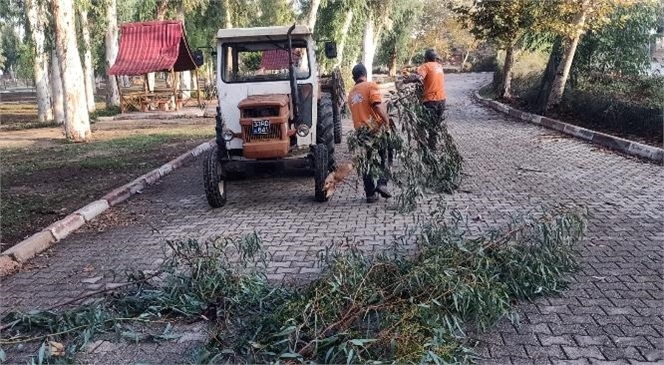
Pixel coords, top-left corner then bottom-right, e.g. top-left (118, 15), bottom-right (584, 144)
top-left (1, 205), bottom-right (586, 364)
top-left (345, 82), bottom-right (463, 212)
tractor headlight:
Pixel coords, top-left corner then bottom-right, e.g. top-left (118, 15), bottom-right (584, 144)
top-left (296, 124), bottom-right (310, 137)
top-left (222, 129), bottom-right (234, 141)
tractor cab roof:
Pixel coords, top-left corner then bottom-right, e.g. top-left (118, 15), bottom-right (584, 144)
top-left (216, 25), bottom-right (312, 42)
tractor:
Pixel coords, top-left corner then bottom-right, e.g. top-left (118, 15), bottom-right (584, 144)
top-left (204, 24), bottom-right (345, 207)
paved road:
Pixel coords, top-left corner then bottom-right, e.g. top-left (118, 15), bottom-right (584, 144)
top-left (2, 73), bottom-right (662, 365)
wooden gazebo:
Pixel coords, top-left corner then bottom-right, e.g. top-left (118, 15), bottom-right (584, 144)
top-left (108, 20), bottom-right (201, 113)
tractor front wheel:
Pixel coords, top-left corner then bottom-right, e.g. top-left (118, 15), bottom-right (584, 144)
top-left (317, 93), bottom-right (336, 171)
top-left (204, 145), bottom-right (227, 208)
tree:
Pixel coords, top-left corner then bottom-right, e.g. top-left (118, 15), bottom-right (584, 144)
top-left (25, 0), bottom-right (54, 121)
top-left (307, 0), bottom-right (321, 30)
top-left (455, 0), bottom-right (546, 98)
top-left (79, 4), bottom-right (96, 113)
top-left (314, 0), bottom-right (366, 72)
top-left (52, 0), bottom-right (92, 141)
top-left (105, 0), bottom-right (120, 107)
top-left (377, 5), bottom-right (420, 76)
top-left (362, 0), bottom-right (411, 80)
top-left (573, 2), bottom-right (658, 77)
top-left (0, 23), bottom-right (22, 76)
top-left (257, 0), bottom-right (295, 26)
top-left (544, 0), bottom-right (642, 109)
top-left (50, 49), bottom-right (65, 124)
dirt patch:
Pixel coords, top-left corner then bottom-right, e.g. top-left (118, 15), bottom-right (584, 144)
top-left (1, 119), bottom-right (215, 250)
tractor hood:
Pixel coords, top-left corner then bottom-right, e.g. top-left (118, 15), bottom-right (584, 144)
top-left (238, 94), bottom-right (290, 109)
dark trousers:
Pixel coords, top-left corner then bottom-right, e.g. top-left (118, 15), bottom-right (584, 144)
top-left (363, 147), bottom-right (389, 197)
top-left (423, 99), bottom-right (446, 121)
top-left (423, 99), bottom-right (446, 149)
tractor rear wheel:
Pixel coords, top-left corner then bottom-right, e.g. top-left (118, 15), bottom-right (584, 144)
top-left (312, 144), bottom-right (329, 202)
top-left (317, 93), bottom-right (336, 171)
top-left (332, 92), bottom-right (342, 144)
top-left (204, 145), bottom-right (227, 208)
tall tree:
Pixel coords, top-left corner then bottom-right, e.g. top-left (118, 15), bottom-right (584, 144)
top-left (314, 0), bottom-right (366, 72)
top-left (307, 0), bottom-right (321, 30)
top-left (53, 0), bottom-right (92, 141)
top-left (50, 49), bottom-right (65, 124)
top-left (79, 4), bottom-right (96, 112)
top-left (456, 0), bottom-right (545, 99)
top-left (25, 0), bottom-right (54, 121)
top-left (257, 0), bottom-right (295, 26)
top-left (362, 0), bottom-right (407, 80)
top-left (177, 2), bottom-right (191, 100)
top-left (377, 5), bottom-right (420, 76)
top-left (573, 1), bottom-right (658, 77)
top-left (105, 0), bottom-right (120, 107)
top-left (544, 0), bottom-right (641, 109)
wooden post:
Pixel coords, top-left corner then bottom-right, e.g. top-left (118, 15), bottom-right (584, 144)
top-left (196, 68), bottom-right (201, 107)
top-left (143, 74), bottom-right (149, 112)
top-left (115, 75), bottom-right (124, 113)
top-left (171, 68), bottom-right (177, 111)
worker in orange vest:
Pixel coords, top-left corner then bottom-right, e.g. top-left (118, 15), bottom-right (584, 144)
top-left (347, 64), bottom-right (392, 203)
top-left (404, 48), bottom-right (447, 121)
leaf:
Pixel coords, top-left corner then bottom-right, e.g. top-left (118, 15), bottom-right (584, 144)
top-left (271, 326), bottom-right (296, 338)
top-left (0, 348), bottom-right (6, 362)
top-left (279, 353), bottom-right (302, 359)
top-left (349, 339), bottom-right (377, 347)
top-left (37, 341), bottom-right (46, 365)
top-left (120, 331), bottom-right (148, 342)
top-left (346, 348), bottom-right (354, 364)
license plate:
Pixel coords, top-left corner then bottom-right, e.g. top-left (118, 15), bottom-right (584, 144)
top-left (252, 120), bottom-right (271, 135)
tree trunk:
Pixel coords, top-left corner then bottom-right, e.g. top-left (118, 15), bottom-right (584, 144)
top-left (156, 0), bottom-right (169, 20)
top-left (224, 0), bottom-right (233, 28)
top-left (307, 0), bottom-right (321, 31)
top-left (148, 0), bottom-right (170, 94)
top-left (53, 0), bottom-right (91, 142)
top-left (25, 0), bottom-right (53, 122)
top-left (387, 46), bottom-right (398, 77)
top-left (546, 1), bottom-right (589, 110)
top-left (50, 49), bottom-right (65, 124)
top-left (535, 37), bottom-right (563, 114)
top-left (334, 10), bottom-right (353, 68)
top-left (500, 45), bottom-right (516, 99)
top-left (461, 50), bottom-right (470, 71)
top-left (362, 20), bottom-right (376, 81)
top-left (224, 0), bottom-right (233, 74)
top-left (79, 8), bottom-right (96, 113)
top-left (105, 0), bottom-right (120, 107)
top-left (177, 3), bottom-right (191, 99)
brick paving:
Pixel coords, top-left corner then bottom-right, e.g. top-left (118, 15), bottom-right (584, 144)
top-left (1, 73), bottom-right (662, 364)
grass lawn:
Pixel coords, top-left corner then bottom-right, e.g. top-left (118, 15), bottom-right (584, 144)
top-left (1, 120), bottom-right (215, 250)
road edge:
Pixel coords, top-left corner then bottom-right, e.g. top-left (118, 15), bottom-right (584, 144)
top-left (473, 87), bottom-right (663, 164)
top-left (0, 139), bottom-right (216, 277)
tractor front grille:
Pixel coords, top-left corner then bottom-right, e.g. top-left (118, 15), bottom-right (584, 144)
top-left (242, 124), bottom-right (283, 142)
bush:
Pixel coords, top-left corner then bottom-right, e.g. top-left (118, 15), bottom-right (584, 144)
top-left (559, 89), bottom-right (663, 144)
top-left (470, 55), bottom-right (497, 72)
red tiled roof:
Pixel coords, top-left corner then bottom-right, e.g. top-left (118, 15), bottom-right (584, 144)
top-left (108, 20), bottom-right (198, 76)
top-left (260, 49), bottom-right (301, 70)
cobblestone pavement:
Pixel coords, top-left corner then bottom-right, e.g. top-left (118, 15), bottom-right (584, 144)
top-left (1, 73), bottom-right (662, 364)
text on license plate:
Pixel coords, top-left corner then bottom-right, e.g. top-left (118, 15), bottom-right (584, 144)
top-left (252, 120), bottom-right (270, 135)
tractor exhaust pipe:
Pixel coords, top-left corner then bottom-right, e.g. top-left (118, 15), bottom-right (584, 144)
top-left (287, 24), bottom-right (303, 128)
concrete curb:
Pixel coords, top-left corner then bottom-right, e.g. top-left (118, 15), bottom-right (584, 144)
top-left (97, 110), bottom-right (215, 122)
top-left (473, 89), bottom-right (663, 164)
top-left (0, 139), bottom-right (216, 277)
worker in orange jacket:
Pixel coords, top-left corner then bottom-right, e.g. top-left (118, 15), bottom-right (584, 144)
top-left (347, 64), bottom-right (392, 203)
top-left (405, 48), bottom-right (447, 121)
